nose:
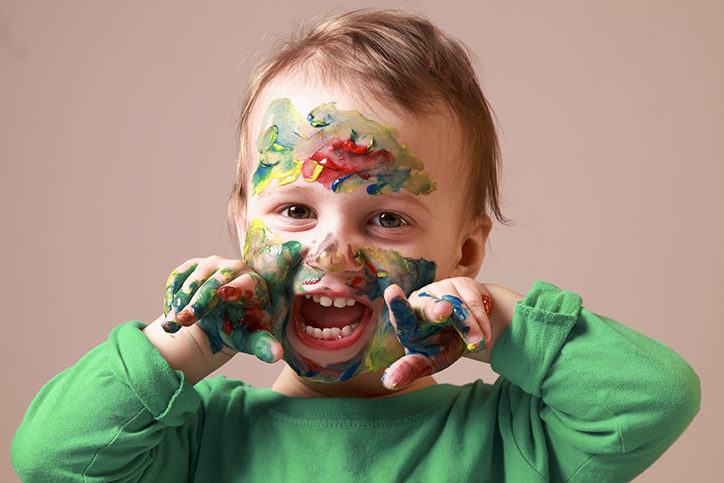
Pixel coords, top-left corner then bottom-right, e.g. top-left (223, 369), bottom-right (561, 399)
top-left (306, 232), bottom-right (364, 274)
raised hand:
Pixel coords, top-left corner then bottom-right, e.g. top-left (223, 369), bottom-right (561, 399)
top-left (381, 277), bottom-right (492, 389)
top-left (160, 256), bottom-right (283, 363)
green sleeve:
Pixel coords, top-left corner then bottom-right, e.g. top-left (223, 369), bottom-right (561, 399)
top-left (12, 321), bottom-right (204, 482)
top-left (490, 281), bottom-right (700, 482)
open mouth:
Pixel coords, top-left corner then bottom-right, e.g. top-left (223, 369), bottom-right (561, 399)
top-left (292, 293), bottom-right (372, 350)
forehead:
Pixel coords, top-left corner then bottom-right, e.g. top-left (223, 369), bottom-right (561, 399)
top-left (247, 78), bottom-right (465, 198)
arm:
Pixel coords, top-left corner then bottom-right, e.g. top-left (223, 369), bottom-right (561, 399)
top-left (489, 281), bottom-right (701, 481)
top-left (12, 255), bottom-right (284, 481)
top-left (12, 321), bottom-right (203, 482)
top-left (383, 278), bottom-right (700, 480)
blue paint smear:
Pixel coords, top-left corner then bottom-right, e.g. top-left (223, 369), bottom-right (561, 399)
top-left (441, 295), bottom-right (470, 334)
top-left (389, 295), bottom-right (441, 355)
top-left (331, 172), bottom-right (355, 192)
top-left (366, 183), bottom-right (381, 195)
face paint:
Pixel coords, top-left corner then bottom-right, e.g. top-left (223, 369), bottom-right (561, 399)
top-left (241, 218), bottom-right (437, 383)
top-left (251, 98), bottom-right (436, 196)
top-left (307, 232), bottom-right (361, 273)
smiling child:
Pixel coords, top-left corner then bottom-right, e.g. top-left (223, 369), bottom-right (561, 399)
top-left (13, 8), bottom-right (700, 482)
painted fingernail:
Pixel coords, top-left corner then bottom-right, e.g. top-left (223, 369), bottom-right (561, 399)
top-left (382, 370), bottom-right (398, 389)
top-left (255, 344), bottom-right (275, 363)
top-left (175, 308), bottom-right (195, 323)
top-left (482, 294), bottom-right (491, 315)
top-left (217, 286), bottom-right (239, 300)
top-left (162, 319), bottom-right (182, 333)
top-left (467, 336), bottom-right (485, 352)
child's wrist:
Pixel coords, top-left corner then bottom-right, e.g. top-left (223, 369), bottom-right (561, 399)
top-left (144, 315), bottom-right (234, 385)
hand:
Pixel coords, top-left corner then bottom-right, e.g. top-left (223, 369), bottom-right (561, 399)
top-left (161, 256), bottom-right (283, 363)
top-left (381, 277), bottom-right (493, 389)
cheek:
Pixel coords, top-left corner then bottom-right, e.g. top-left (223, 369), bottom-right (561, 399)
top-left (359, 304), bottom-right (404, 373)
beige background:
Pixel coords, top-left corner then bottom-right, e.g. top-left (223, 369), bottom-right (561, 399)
top-left (2, 1), bottom-right (722, 481)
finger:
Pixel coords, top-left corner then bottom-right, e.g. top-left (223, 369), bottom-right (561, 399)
top-left (411, 290), bottom-right (485, 352)
top-left (174, 267), bottom-right (243, 326)
top-left (382, 353), bottom-right (435, 389)
top-left (410, 291), bottom-right (454, 324)
top-left (202, 307), bottom-right (281, 362)
top-left (435, 294), bottom-right (479, 351)
top-left (246, 330), bottom-right (284, 363)
top-left (162, 262), bottom-right (223, 333)
top-left (384, 285), bottom-right (436, 345)
top-left (451, 281), bottom-right (493, 350)
top-left (217, 271), bottom-right (269, 303)
top-left (163, 261), bottom-right (199, 315)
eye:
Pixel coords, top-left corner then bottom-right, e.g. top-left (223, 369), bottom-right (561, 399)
top-left (281, 204), bottom-right (313, 219)
top-left (371, 212), bottom-right (408, 228)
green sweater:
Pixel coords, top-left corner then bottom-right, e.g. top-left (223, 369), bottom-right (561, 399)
top-left (12, 282), bottom-right (700, 482)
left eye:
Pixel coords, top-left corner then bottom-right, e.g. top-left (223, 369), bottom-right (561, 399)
top-left (281, 204), bottom-right (313, 219)
top-left (371, 212), bottom-right (407, 228)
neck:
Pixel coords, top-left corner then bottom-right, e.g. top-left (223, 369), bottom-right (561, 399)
top-left (271, 364), bottom-right (436, 398)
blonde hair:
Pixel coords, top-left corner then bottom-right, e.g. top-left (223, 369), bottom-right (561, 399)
top-left (228, 8), bottom-right (504, 248)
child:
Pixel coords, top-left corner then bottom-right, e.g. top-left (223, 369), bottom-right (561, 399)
top-left (12, 8), bottom-right (699, 482)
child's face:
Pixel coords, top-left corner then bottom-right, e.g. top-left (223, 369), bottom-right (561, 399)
top-left (240, 80), bottom-right (484, 382)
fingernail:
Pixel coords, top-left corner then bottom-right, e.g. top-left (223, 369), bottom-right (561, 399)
top-left (175, 308), bottom-right (194, 323)
top-left (382, 375), bottom-right (400, 390)
top-left (381, 370), bottom-right (395, 389)
top-left (162, 319), bottom-right (182, 333)
top-left (255, 348), bottom-right (275, 363)
top-left (467, 337), bottom-right (485, 352)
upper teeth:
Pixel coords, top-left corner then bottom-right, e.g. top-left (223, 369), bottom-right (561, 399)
top-left (306, 294), bottom-right (356, 308)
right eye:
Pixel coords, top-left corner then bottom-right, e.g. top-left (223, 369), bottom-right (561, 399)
top-left (281, 204), bottom-right (313, 219)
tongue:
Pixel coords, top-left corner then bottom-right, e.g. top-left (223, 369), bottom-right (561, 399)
top-left (300, 297), bottom-right (365, 329)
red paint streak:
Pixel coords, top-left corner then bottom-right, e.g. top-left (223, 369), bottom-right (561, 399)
top-left (301, 137), bottom-right (394, 190)
top-left (217, 286), bottom-right (239, 300)
top-left (363, 260), bottom-right (378, 277)
top-left (481, 294), bottom-right (492, 315)
top-left (243, 307), bottom-right (268, 330)
top-left (349, 276), bottom-right (362, 287)
top-left (223, 307), bottom-right (268, 335)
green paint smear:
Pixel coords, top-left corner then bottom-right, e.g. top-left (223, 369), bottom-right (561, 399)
top-left (243, 218), bottom-right (303, 286)
top-left (251, 98), bottom-right (436, 196)
top-left (163, 264), bottom-right (197, 315)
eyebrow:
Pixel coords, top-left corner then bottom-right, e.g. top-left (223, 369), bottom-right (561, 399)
top-left (255, 184), bottom-right (433, 214)
top-left (374, 191), bottom-right (433, 214)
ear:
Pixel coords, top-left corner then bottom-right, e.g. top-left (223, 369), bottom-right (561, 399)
top-left (451, 213), bottom-right (492, 278)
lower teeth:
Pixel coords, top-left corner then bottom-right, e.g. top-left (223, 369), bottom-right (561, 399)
top-left (302, 323), bottom-right (358, 340)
